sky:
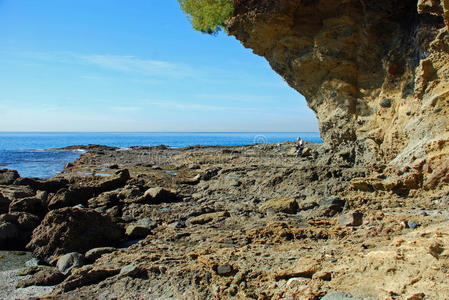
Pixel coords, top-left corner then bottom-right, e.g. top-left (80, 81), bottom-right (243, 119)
top-left (0, 0), bottom-right (319, 132)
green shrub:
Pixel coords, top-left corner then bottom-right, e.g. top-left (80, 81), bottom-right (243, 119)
top-left (178, 0), bottom-right (234, 34)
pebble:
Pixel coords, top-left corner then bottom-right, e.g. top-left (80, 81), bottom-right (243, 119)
top-left (216, 264), bottom-right (233, 276)
top-left (407, 221), bottom-right (420, 229)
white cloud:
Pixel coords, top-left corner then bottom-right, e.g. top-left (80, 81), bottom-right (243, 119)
top-left (78, 54), bottom-right (194, 77)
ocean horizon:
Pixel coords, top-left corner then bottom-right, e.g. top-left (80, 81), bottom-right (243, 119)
top-left (0, 131), bottom-right (322, 178)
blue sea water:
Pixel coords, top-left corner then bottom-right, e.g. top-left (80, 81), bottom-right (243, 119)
top-left (0, 132), bottom-right (322, 178)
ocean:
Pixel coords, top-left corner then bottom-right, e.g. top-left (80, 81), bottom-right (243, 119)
top-left (0, 132), bottom-right (322, 178)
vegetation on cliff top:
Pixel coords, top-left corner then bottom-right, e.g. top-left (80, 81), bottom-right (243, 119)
top-left (178, 0), bottom-right (234, 34)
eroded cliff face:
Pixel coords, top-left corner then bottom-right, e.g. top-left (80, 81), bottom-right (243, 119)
top-left (227, 0), bottom-right (449, 189)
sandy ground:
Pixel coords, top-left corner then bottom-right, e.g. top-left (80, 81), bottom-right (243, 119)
top-left (0, 269), bottom-right (54, 299)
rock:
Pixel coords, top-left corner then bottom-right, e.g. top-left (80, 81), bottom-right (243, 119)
top-left (407, 221), bottom-right (421, 229)
top-left (9, 197), bottom-right (45, 216)
top-left (85, 247), bottom-right (116, 263)
top-left (14, 177), bottom-right (68, 193)
top-left (57, 252), bottom-right (85, 275)
top-left (380, 98), bottom-right (392, 108)
top-left (0, 194), bottom-right (10, 214)
top-left (137, 217), bottom-right (157, 230)
top-left (321, 291), bottom-right (376, 300)
top-left (319, 197), bottom-right (346, 216)
top-left (119, 264), bottom-right (141, 277)
top-left (0, 212), bottom-right (41, 249)
top-left (15, 212), bottom-right (41, 231)
top-left (0, 185), bottom-right (34, 200)
top-left (27, 207), bottom-right (123, 260)
top-left (94, 169), bottom-right (130, 191)
top-left (339, 211), bottom-right (364, 227)
top-left (0, 222), bottom-right (20, 242)
top-left (47, 187), bottom-right (95, 210)
top-left (216, 264), bottom-right (233, 276)
top-left (202, 167), bottom-right (221, 180)
top-left (259, 197), bottom-right (299, 214)
top-left (125, 225), bottom-right (152, 239)
top-left (142, 187), bottom-right (180, 204)
top-left (88, 191), bottom-right (119, 209)
top-left (54, 265), bottom-right (120, 293)
top-left (35, 190), bottom-right (48, 202)
top-left (0, 169), bottom-right (20, 184)
top-left (189, 211), bottom-right (230, 225)
top-left (16, 267), bottom-right (65, 288)
top-left (274, 258), bottom-right (319, 280)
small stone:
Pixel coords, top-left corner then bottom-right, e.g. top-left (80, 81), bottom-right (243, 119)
top-left (380, 98), bottom-right (392, 108)
top-left (407, 221), bottom-right (420, 229)
top-left (189, 211), bottom-right (230, 225)
top-left (120, 264), bottom-right (140, 277)
top-left (125, 225), bottom-right (152, 239)
top-left (259, 197), bottom-right (299, 214)
top-left (85, 247), bottom-right (116, 263)
top-left (57, 252), bottom-right (84, 275)
top-left (216, 264), bottom-right (233, 276)
top-left (407, 293), bottom-right (425, 300)
top-left (339, 211), bottom-right (363, 226)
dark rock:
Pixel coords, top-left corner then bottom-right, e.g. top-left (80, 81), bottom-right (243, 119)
top-left (35, 190), bottom-right (48, 202)
top-left (0, 185), bottom-right (34, 200)
top-left (94, 169), bottom-right (130, 191)
top-left (14, 177), bottom-right (68, 193)
top-left (27, 207), bottom-right (123, 260)
top-left (339, 211), bottom-right (364, 226)
top-left (0, 169), bottom-right (20, 185)
top-left (0, 194), bottom-right (10, 214)
top-left (15, 212), bottom-right (41, 231)
top-left (88, 191), bottom-right (119, 209)
top-left (319, 197), bottom-right (346, 216)
top-left (0, 212), bottom-right (41, 249)
top-left (380, 98), bottom-right (392, 108)
top-left (9, 197), bottom-right (45, 216)
top-left (0, 222), bottom-right (20, 241)
top-left (16, 267), bottom-right (65, 288)
top-left (47, 187), bottom-right (95, 210)
top-left (216, 264), bottom-right (233, 276)
top-left (57, 252), bottom-right (84, 275)
top-left (84, 247), bottom-right (116, 263)
top-left (202, 167), bottom-right (221, 181)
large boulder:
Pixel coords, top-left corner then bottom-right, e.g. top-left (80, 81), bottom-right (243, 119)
top-left (27, 207), bottom-right (123, 260)
top-left (14, 177), bottom-right (68, 193)
top-left (0, 169), bottom-right (20, 185)
top-left (0, 194), bottom-right (10, 214)
top-left (0, 212), bottom-right (41, 249)
top-left (0, 185), bottom-right (34, 201)
top-left (47, 187), bottom-right (95, 210)
top-left (9, 197), bottom-right (45, 217)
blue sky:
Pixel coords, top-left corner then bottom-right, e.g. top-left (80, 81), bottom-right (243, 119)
top-left (0, 0), bottom-right (318, 132)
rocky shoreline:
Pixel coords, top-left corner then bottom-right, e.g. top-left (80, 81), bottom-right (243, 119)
top-left (0, 142), bottom-right (448, 299)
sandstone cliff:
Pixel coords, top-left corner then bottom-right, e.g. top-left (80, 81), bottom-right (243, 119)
top-left (227, 0), bottom-right (449, 189)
